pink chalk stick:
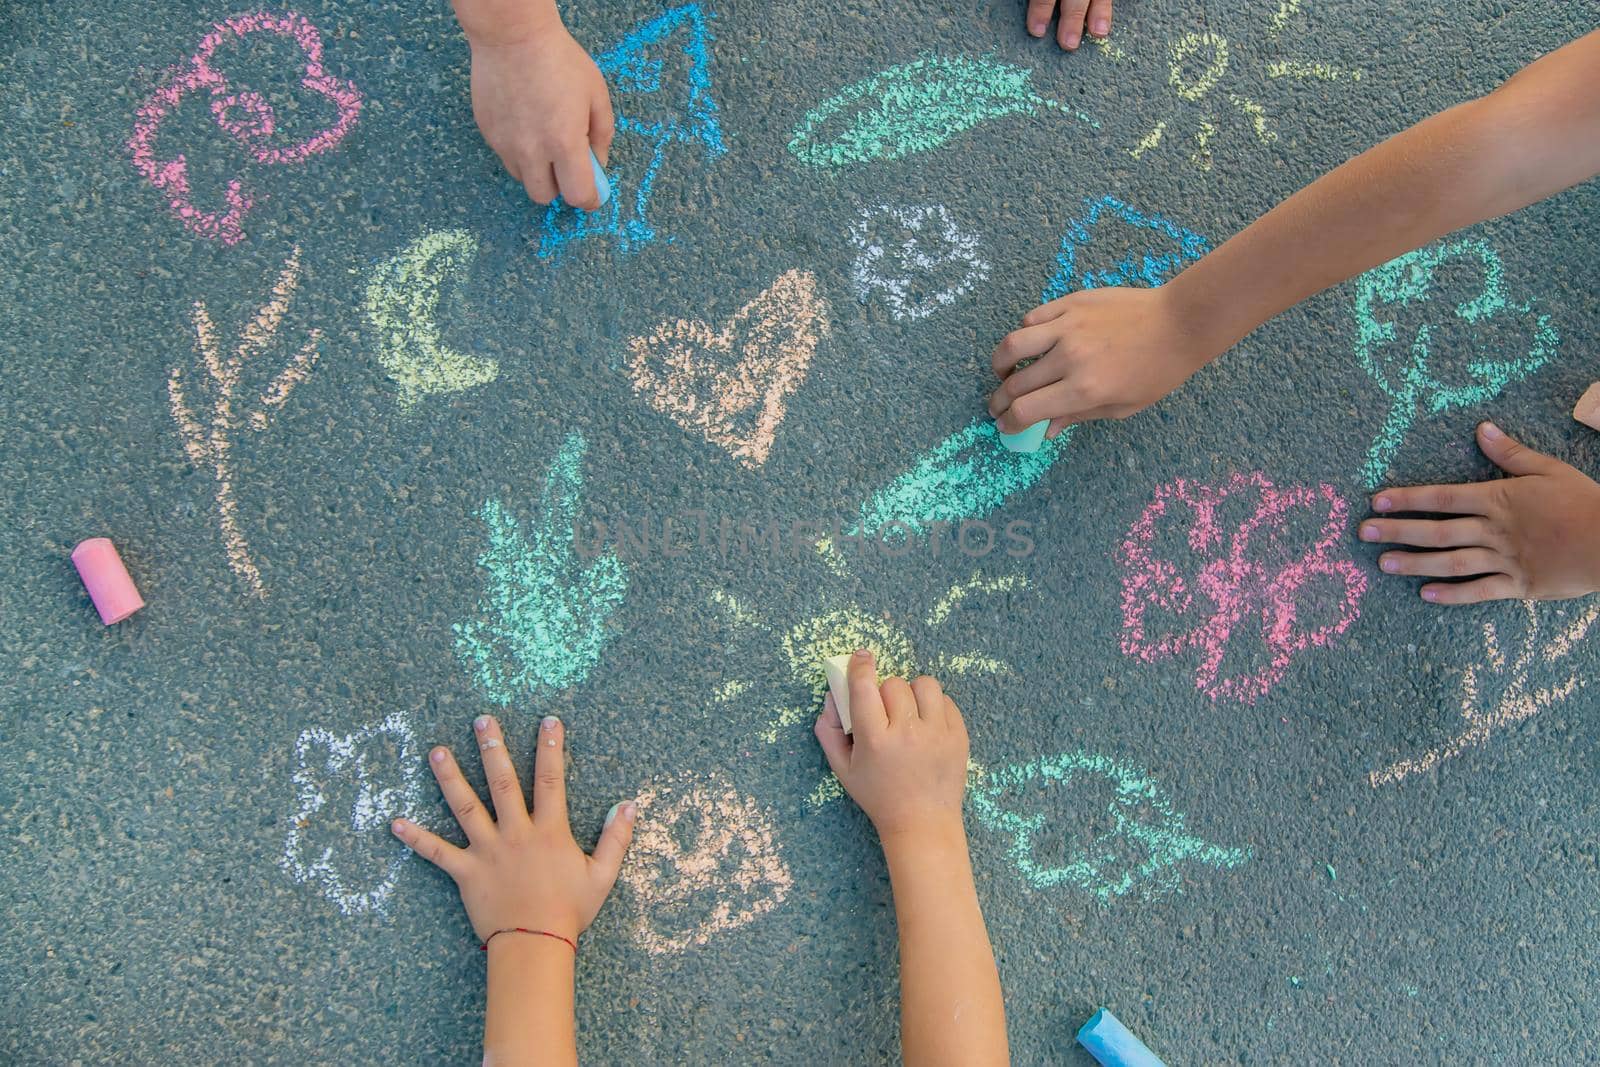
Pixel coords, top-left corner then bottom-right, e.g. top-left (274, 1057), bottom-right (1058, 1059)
top-left (71, 538), bottom-right (145, 625)
top-left (1574, 382), bottom-right (1600, 432)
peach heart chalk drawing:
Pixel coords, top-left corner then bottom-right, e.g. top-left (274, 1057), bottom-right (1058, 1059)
top-left (626, 270), bottom-right (830, 469)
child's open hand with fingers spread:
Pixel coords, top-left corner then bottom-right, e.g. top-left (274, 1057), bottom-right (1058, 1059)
top-left (1362, 421), bottom-right (1600, 604)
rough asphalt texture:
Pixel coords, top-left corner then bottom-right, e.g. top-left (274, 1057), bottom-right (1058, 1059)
top-left (3, 0), bottom-right (1599, 1063)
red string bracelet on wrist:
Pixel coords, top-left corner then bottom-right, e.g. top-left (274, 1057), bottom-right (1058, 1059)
top-left (480, 928), bottom-right (578, 953)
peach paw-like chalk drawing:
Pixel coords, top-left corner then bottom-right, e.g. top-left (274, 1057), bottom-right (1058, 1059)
top-left (1369, 601), bottom-right (1600, 787)
top-left (620, 772), bottom-right (793, 955)
top-left (168, 246), bottom-right (320, 598)
top-left (280, 712), bottom-right (427, 916)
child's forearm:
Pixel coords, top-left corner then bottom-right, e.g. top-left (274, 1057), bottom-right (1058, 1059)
top-left (484, 935), bottom-right (578, 1067)
top-left (882, 823), bottom-right (1009, 1067)
top-left (452, 0), bottom-right (562, 45)
top-left (1170, 29), bottom-right (1600, 362)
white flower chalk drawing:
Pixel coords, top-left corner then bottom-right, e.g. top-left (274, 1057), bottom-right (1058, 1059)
top-left (619, 773), bottom-right (793, 955)
top-left (168, 245), bottom-right (320, 597)
top-left (1370, 601), bottom-right (1600, 787)
top-left (281, 712), bottom-right (426, 915)
top-left (849, 203), bottom-right (990, 321)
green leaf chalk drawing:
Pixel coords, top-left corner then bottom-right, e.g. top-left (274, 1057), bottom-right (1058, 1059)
top-left (1369, 601), bottom-right (1599, 787)
top-left (1354, 238), bottom-right (1561, 489)
top-left (970, 749), bottom-right (1250, 902)
top-left (788, 55), bottom-right (1097, 168)
top-left (366, 230), bottom-right (499, 410)
top-left (454, 434), bottom-right (628, 704)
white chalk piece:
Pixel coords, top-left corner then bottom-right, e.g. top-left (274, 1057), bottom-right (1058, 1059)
top-left (71, 537), bottom-right (145, 625)
top-left (823, 653), bottom-right (856, 733)
top-left (1574, 382), bottom-right (1600, 432)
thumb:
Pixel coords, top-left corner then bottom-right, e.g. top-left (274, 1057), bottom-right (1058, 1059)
top-left (1479, 421), bottom-right (1556, 476)
top-left (589, 799), bottom-right (637, 889)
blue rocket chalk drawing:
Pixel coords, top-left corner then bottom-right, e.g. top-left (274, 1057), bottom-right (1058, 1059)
top-left (1041, 195), bottom-right (1209, 302)
top-left (969, 749), bottom-right (1249, 902)
top-left (537, 4), bottom-right (727, 260)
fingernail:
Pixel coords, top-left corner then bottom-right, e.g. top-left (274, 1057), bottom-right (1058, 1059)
top-left (430, 748), bottom-right (447, 764)
top-left (1066, 33), bottom-right (1081, 48)
top-left (474, 716), bottom-right (489, 732)
top-left (1382, 557), bottom-right (1400, 572)
top-left (1481, 421), bottom-right (1502, 440)
top-left (1374, 496), bottom-right (1393, 512)
top-left (542, 715), bottom-right (559, 731)
top-left (604, 802), bottom-right (621, 828)
top-left (1029, 20), bottom-right (1044, 35)
top-left (853, 649), bottom-right (870, 660)
top-left (1423, 588), bottom-right (1439, 602)
top-left (1093, 18), bottom-right (1109, 34)
top-left (1361, 524), bottom-right (1380, 541)
top-left (391, 818), bottom-right (408, 835)
top-left (622, 801), bottom-right (637, 820)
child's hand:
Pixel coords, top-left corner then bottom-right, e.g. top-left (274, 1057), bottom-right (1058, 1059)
top-left (813, 651), bottom-right (970, 839)
top-left (467, 25), bottom-right (613, 211)
top-left (1362, 421), bottom-right (1600, 604)
top-left (1025, 0), bottom-right (1114, 51)
top-left (392, 715), bottom-right (636, 942)
top-left (988, 285), bottom-right (1212, 437)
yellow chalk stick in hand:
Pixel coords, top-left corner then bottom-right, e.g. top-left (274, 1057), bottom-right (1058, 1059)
top-left (823, 653), bottom-right (858, 733)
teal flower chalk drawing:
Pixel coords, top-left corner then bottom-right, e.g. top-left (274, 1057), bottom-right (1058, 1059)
top-left (455, 434), bottom-right (628, 704)
top-left (970, 749), bottom-right (1249, 902)
top-left (366, 230), bottom-right (499, 410)
top-left (788, 55), bottom-right (1097, 168)
top-left (1354, 238), bottom-right (1561, 489)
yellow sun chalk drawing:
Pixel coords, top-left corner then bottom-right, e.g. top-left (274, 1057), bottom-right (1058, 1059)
top-left (1127, 122), bottom-right (1167, 161)
top-left (712, 679), bottom-right (751, 705)
top-left (1269, 0), bottom-right (1301, 37)
top-left (169, 246), bottom-right (321, 598)
top-left (1268, 60), bottom-right (1363, 81)
top-left (1369, 602), bottom-right (1600, 787)
top-left (925, 572), bottom-right (1030, 626)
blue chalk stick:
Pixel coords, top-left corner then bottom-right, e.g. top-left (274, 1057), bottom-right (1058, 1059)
top-left (997, 419), bottom-right (1049, 453)
top-left (1077, 1008), bottom-right (1166, 1067)
top-left (589, 148), bottom-right (612, 207)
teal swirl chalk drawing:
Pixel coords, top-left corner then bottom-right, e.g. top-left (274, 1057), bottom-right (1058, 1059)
top-left (1042, 195), bottom-right (1209, 302)
top-left (365, 230), bottom-right (499, 410)
top-left (969, 749), bottom-right (1249, 901)
top-left (536, 4), bottom-right (725, 260)
top-left (454, 435), bottom-right (628, 704)
top-left (1370, 601), bottom-right (1599, 787)
top-left (1354, 238), bottom-right (1561, 489)
top-left (788, 55), bottom-right (1097, 168)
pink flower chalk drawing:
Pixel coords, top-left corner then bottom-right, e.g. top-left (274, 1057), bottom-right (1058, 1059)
top-left (1117, 471), bottom-right (1368, 704)
top-left (168, 246), bottom-right (320, 597)
top-left (127, 11), bottom-right (362, 244)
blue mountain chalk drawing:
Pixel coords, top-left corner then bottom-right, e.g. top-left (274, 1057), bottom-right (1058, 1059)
top-left (1041, 195), bottom-right (1210, 302)
top-left (536, 4), bottom-right (727, 261)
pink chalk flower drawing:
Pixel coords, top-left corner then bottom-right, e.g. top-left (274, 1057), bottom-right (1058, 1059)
top-left (1117, 471), bottom-right (1368, 703)
top-left (128, 11), bottom-right (362, 244)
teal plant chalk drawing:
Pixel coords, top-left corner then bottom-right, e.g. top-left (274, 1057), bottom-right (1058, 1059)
top-left (1042, 195), bottom-right (1209, 302)
top-left (852, 418), bottom-right (1073, 538)
top-left (1354, 238), bottom-right (1561, 489)
top-left (788, 55), bottom-right (1097, 168)
top-left (454, 435), bottom-right (628, 704)
top-left (970, 749), bottom-right (1249, 901)
top-left (536, 4), bottom-right (726, 260)
top-left (366, 230), bottom-right (499, 410)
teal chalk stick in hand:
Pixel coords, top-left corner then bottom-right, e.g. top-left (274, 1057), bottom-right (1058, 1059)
top-left (1077, 1008), bottom-right (1166, 1067)
top-left (589, 148), bottom-right (611, 207)
top-left (997, 419), bottom-right (1049, 453)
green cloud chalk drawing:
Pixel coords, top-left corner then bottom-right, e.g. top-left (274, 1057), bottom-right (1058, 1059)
top-left (853, 418), bottom-right (1073, 536)
top-left (788, 55), bottom-right (1097, 168)
top-left (969, 749), bottom-right (1249, 902)
top-left (454, 434), bottom-right (628, 704)
top-left (366, 230), bottom-right (500, 410)
top-left (1355, 237), bottom-right (1561, 489)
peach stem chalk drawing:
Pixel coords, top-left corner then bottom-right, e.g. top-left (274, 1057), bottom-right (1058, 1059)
top-left (280, 712), bottom-right (427, 916)
top-left (620, 772), bottom-right (793, 955)
top-left (1117, 471), bottom-right (1368, 704)
top-left (168, 246), bottom-right (320, 598)
top-left (1353, 237), bottom-right (1561, 489)
top-left (365, 230), bottom-right (500, 410)
top-left (535, 4), bottom-right (726, 260)
top-left (127, 11), bottom-right (362, 244)
top-left (788, 55), bottom-right (1097, 168)
top-left (849, 203), bottom-right (990, 322)
top-left (969, 749), bottom-right (1250, 902)
top-left (1369, 601), bottom-right (1600, 787)
top-left (626, 270), bottom-right (829, 469)
top-left (454, 434), bottom-right (628, 705)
